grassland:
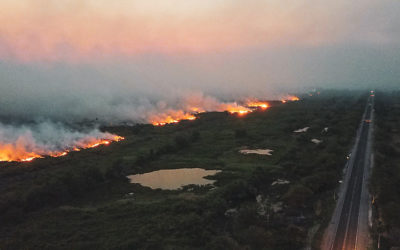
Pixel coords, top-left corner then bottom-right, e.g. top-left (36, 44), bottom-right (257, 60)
top-left (0, 91), bottom-right (366, 250)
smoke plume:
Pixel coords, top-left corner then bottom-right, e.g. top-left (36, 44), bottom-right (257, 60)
top-left (0, 121), bottom-right (120, 162)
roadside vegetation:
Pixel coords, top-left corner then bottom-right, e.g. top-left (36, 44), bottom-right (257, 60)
top-left (370, 91), bottom-right (400, 249)
top-left (0, 90), bottom-right (365, 250)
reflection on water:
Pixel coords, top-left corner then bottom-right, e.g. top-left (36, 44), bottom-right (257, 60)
top-left (127, 168), bottom-right (220, 190)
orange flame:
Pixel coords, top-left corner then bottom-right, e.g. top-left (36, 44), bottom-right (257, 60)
top-left (150, 111), bottom-right (197, 126)
top-left (227, 107), bottom-right (251, 115)
top-left (0, 144), bottom-right (42, 162)
top-left (247, 101), bottom-right (270, 109)
top-left (151, 95), bottom-right (299, 127)
top-left (49, 151), bottom-right (68, 157)
top-left (21, 155), bottom-right (43, 162)
top-left (281, 95), bottom-right (300, 103)
top-left (217, 103), bottom-right (251, 116)
top-left (151, 102), bottom-right (256, 126)
top-left (0, 135), bottom-right (124, 163)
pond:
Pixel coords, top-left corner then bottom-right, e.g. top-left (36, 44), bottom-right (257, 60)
top-left (127, 168), bottom-right (221, 190)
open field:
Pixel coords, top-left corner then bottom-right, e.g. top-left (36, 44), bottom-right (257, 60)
top-left (0, 91), bottom-right (366, 250)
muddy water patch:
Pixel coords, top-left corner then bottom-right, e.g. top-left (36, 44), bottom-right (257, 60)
top-left (127, 168), bottom-right (221, 190)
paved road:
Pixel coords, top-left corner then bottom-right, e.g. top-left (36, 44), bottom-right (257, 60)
top-left (322, 94), bottom-right (374, 250)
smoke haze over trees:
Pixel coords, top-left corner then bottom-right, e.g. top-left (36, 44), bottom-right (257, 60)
top-left (0, 0), bottom-right (398, 159)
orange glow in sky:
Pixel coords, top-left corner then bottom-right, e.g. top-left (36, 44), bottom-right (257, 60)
top-left (0, 0), bottom-right (350, 62)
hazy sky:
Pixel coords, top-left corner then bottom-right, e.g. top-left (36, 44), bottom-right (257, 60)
top-left (0, 0), bottom-right (399, 122)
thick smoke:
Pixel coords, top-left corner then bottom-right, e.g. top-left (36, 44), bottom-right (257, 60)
top-left (1, 0), bottom-right (399, 161)
top-left (0, 121), bottom-right (118, 161)
top-left (1, 55), bottom-right (397, 163)
top-left (0, 62), bottom-right (286, 124)
top-left (0, 63), bottom-right (288, 161)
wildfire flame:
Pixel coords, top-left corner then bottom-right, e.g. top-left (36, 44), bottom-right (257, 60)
top-left (0, 135), bottom-right (124, 162)
top-left (216, 102), bottom-right (251, 116)
top-left (150, 111), bottom-right (197, 126)
top-left (152, 103), bottom-right (253, 125)
top-left (21, 155), bottom-right (42, 162)
top-left (246, 101), bottom-right (270, 109)
top-left (281, 95), bottom-right (300, 103)
top-left (151, 101), bottom-right (263, 126)
top-left (0, 94), bottom-right (300, 163)
top-left (226, 107), bottom-right (251, 115)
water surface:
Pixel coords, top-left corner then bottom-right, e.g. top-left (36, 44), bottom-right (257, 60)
top-left (127, 168), bottom-right (220, 190)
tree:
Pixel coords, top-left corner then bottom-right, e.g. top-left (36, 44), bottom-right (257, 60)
top-left (175, 134), bottom-right (190, 149)
top-left (283, 184), bottom-right (313, 208)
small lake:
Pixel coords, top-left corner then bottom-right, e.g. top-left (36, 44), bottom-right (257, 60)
top-left (127, 168), bottom-right (221, 190)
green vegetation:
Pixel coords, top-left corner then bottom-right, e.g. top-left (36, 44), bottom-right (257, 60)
top-left (0, 91), bottom-right (365, 249)
top-left (370, 91), bottom-right (400, 249)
